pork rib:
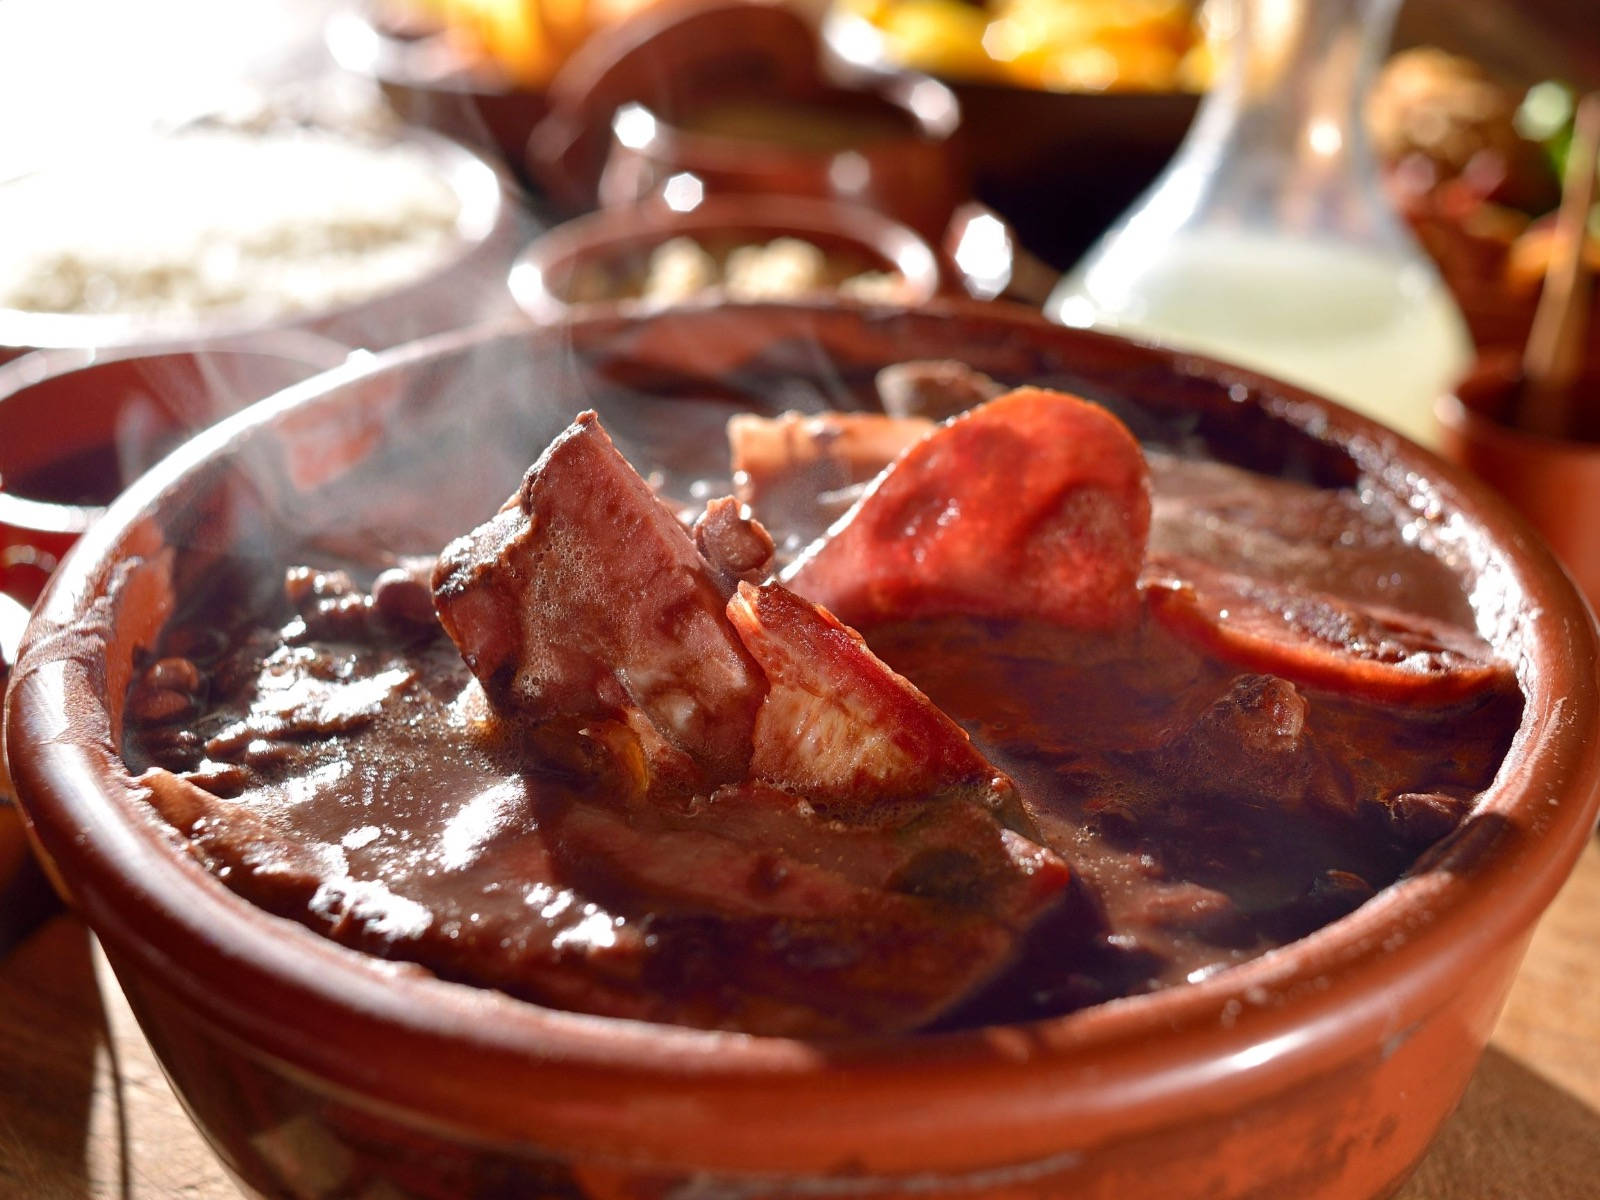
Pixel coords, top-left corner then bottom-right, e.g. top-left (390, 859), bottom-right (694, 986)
top-left (432, 412), bottom-right (766, 784)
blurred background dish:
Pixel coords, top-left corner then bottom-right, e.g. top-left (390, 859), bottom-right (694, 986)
top-left (824, 7), bottom-right (1201, 266)
top-left (509, 193), bottom-right (943, 321)
top-left (1432, 92), bottom-right (1600, 609)
top-left (828, 0), bottom-right (1213, 92)
top-left (1378, 51), bottom-right (1600, 375)
top-left (0, 120), bottom-right (523, 365)
top-left (1436, 349), bottom-right (1600, 609)
top-left (0, 335), bottom-right (352, 607)
top-left (530, 0), bottom-right (965, 239)
top-left (325, 4), bottom-right (557, 188)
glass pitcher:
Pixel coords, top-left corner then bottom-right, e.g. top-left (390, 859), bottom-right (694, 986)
top-left (1046, 0), bottom-right (1471, 446)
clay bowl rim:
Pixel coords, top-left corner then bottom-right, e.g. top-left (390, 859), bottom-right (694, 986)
top-left (0, 125), bottom-right (508, 357)
top-left (507, 193), bottom-right (944, 323)
top-left (0, 330), bottom-right (356, 540)
top-left (7, 302), bottom-right (1600, 1176)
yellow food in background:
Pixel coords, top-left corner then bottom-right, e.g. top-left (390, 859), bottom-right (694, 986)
top-left (837, 0), bottom-right (1212, 92)
top-left (386, 0), bottom-right (669, 87)
top-left (388, 0), bottom-right (1211, 93)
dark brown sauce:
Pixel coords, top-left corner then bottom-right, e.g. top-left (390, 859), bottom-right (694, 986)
top-left (120, 454), bottom-right (1521, 1034)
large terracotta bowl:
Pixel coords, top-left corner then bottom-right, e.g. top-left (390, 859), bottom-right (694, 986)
top-left (7, 304), bottom-right (1600, 1200)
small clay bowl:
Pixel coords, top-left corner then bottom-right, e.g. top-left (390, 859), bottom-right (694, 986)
top-left (7, 304), bottom-right (1600, 1200)
top-left (0, 127), bottom-right (522, 362)
top-left (0, 334), bottom-right (352, 606)
top-left (595, 81), bottom-right (963, 243)
top-left (1436, 350), bottom-right (1600, 609)
top-left (508, 194), bottom-right (944, 322)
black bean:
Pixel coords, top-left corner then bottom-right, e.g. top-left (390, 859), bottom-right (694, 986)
top-left (372, 568), bottom-right (437, 628)
top-left (142, 656), bottom-right (201, 696)
top-left (140, 728), bottom-right (202, 772)
top-left (128, 685), bottom-right (196, 725)
top-left (1381, 791), bottom-right (1469, 849)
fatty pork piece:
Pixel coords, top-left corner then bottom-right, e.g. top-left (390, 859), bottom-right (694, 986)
top-left (432, 411), bottom-right (1073, 1033)
top-left (785, 387), bottom-right (1152, 631)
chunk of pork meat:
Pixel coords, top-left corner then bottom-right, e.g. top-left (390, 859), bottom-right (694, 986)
top-left (875, 359), bottom-right (1004, 422)
top-left (429, 411), bottom-right (1073, 1032)
top-left (548, 792), bottom-right (1068, 1034)
top-left (785, 388), bottom-right (1151, 631)
top-left (432, 413), bottom-right (766, 783)
top-left (729, 410), bottom-right (934, 548)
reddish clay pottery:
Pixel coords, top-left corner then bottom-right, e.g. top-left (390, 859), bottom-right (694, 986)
top-left (7, 304), bottom-right (1600, 1200)
top-left (508, 194), bottom-right (943, 321)
top-left (1436, 349), bottom-right (1600, 609)
top-left (528, 0), bottom-right (965, 239)
top-left (0, 336), bottom-right (350, 605)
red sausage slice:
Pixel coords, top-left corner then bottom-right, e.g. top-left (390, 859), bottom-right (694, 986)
top-left (784, 387), bottom-right (1151, 631)
top-left (1145, 556), bottom-right (1516, 705)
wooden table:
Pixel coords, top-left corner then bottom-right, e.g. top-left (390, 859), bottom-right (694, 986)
top-left (1, 838), bottom-right (1596, 1200)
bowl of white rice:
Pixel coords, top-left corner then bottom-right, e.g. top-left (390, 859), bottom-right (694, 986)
top-left (0, 123), bottom-right (520, 361)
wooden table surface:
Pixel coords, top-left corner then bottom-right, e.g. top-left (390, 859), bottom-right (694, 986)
top-left (0, 837), bottom-right (1596, 1200)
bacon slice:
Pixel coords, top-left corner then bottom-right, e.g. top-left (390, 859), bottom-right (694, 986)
top-left (1145, 555), bottom-right (1516, 705)
top-left (432, 412), bottom-right (766, 783)
top-left (727, 580), bottom-right (1032, 827)
top-left (785, 387), bottom-right (1151, 630)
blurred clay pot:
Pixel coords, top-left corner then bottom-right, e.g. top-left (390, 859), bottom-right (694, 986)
top-left (0, 335), bottom-right (350, 605)
top-left (528, 0), bottom-right (965, 239)
top-left (7, 304), bottom-right (1600, 1200)
top-left (1436, 349), bottom-right (1600, 609)
top-left (508, 194), bottom-right (943, 322)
